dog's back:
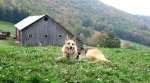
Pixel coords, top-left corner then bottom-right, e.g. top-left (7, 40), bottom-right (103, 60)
top-left (78, 48), bottom-right (110, 63)
top-left (86, 48), bottom-right (109, 62)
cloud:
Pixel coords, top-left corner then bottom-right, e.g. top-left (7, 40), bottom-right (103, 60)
top-left (99, 0), bottom-right (150, 16)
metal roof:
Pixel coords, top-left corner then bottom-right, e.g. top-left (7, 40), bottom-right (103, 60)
top-left (15, 15), bottom-right (45, 30)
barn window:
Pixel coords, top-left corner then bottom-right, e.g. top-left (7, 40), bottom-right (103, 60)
top-left (44, 17), bottom-right (48, 21)
top-left (44, 34), bottom-right (48, 38)
top-left (29, 34), bottom-right (32, 38)
top-left (58, 34), bottom-right (62, 38)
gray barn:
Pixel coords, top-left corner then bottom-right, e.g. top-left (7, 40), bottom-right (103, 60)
top-left (15, 15), bottom-right (81, 46)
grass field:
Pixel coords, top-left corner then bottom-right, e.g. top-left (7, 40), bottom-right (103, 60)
top-left (121, 40), bottom-right (150, 50)
top-left (0, 21), bottom-right (15, 36)
top-left (0, 38), bottom-right (150, 83)
top-left (0, 21), bottom-right (150, 83)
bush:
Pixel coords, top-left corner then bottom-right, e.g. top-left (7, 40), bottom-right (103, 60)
top-left (88, 31), bottom-right (121, 48)
top-left (102, 32), bottom-right (121, 48)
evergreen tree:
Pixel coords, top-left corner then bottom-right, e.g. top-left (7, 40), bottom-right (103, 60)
top-left (82, 16), bottom-right (93, 27)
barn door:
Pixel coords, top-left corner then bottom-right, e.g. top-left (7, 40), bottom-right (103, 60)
top-left (47, 18), bottom-right (55, 45)
top-left (39, 17), bottom-right (49, 46)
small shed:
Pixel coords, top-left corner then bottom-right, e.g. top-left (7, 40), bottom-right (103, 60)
top-left (0, 32), bottom-right (10, 40)
top-left (15, 15), bottom-right (81, 46)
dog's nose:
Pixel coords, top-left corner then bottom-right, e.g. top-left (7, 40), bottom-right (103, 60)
top-left (70, 47), bottom-right (73, 49)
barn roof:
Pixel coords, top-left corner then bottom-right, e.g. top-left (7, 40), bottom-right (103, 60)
top-left (15, 15), bottom-right (45, 30)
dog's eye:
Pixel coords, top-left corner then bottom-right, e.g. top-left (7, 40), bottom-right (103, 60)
top-left (72, 43), bottom-right (74, 45)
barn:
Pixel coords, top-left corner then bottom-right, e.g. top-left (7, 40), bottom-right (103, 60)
top-left (15, 15), bottom-right (81, 46)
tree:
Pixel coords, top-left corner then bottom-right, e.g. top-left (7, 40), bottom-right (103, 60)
top-left (102, 32), bottom-right (121, 48)
top-left (0, 0), bottom-right (4, 7)
top-left (88, 31), bottom-right (121, 48)
top-left (0, 7), bottom-right (29, 23)
top-left (82, 16), bottom-right (93, 27)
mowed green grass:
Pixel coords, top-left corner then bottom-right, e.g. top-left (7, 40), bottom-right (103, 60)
top-left (0, 39), bottom-right (150, 83)
top-left (0, 21), bottom-right (150, 83)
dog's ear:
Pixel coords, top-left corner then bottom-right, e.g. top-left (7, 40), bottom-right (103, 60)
top-left (65, 35), bottom-right (69, 42)
top-left (71, 36), bottom-right (76, 43)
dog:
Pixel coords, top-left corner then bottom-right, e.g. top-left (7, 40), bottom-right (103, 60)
top-left (77, 47), bottom-right (110, 63)
top-left (62, 36), bottom-right (78, 60)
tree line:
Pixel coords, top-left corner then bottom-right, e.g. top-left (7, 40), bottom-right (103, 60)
top-left (0, 7), bottom-right (29, 23)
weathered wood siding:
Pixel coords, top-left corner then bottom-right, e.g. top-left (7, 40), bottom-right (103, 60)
top-left (21, 16), bottom-right (74, 46)
top-left (16, 29), bottom-right (22, 42)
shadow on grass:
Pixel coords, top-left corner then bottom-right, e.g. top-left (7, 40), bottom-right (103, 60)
top-left (55, 56), bottom-right (88, 65)
top-left (55, 58), bottom-right (78, 65)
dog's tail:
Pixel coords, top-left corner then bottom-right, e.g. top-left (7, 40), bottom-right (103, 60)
top-left (99, 58), bottom-right (112, 66)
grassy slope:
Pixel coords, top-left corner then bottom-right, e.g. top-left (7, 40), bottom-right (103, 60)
top-left (1, 0), bottom-right (150, 46)
top-left (0, 21), bottom-right (15, 36)
top-left (0, 39), bottom-right (150, 82)
top-left (0, 19), bottom-right (150, 83)
top-left (121, 40), bottom-right (150, 49)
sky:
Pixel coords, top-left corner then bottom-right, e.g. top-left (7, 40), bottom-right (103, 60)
top-left (99, 0), bottom-right (150, 16)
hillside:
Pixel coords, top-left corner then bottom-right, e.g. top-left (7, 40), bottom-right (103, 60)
top-left (121, 40), bottom-right (150, 49)
top-left (0, 21), bottom-right (15, 35)
top-left (0, 21), bottom-right (148, 49)
top-left (0, 0), bottom-right (150, 46)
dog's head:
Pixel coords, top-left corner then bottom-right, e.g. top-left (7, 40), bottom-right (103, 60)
top-left (64, 36), bottom-right (77, 49)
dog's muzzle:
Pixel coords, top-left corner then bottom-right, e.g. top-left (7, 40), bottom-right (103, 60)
top-left (69, 47), bottom-right (74, 49)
